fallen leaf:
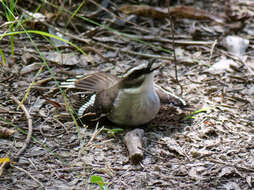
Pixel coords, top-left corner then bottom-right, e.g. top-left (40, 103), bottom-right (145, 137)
top-left (118, 5), bottom-right (224, 23)
top-left (0, 127), bottom-right (15, 138)
top-left (0, 157), bottom-right (10, 164)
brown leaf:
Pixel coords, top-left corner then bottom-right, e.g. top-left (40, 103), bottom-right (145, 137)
top-left (118, 5), bottom-right (167, 19)
top-left (0, 127), bottom-right (15, 138)
top-left (43, 97), bottom-right (62, 108)
top-left (118, 5), bottom-right (224, 23)
top-left (168, 6), bottom-right (224, 23)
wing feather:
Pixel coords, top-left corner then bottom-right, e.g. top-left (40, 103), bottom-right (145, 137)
top-left (61, 72), bottom-right (120, 92)
top-left (155, 84), bottom-right (186, 107)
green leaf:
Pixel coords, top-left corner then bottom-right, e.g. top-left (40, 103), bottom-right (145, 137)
top-left (109, 128), bottom-right (124, 133)
top-left (89, 175), bottom-right (107, 189)
top-left (90, 175), bottom-right (103, 183)
top-left (0, 49), bottom-right (6, 66)
top-left (102, 128), bottom-right (124, 136)
top-left (184, 107), bottom-right (212, 120)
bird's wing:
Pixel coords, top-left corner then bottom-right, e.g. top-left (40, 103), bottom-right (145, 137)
top-left (155, 84), bottom-right (186, 107)
top-left (61, 72), bottom-right (120, 92)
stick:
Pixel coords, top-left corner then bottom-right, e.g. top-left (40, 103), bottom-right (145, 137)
top-left (10, 96), bottom-right (33, 160)
top-left (123, 128), bottom-right (144, 164)
top-left (12, 165), bottom-right (44, 188)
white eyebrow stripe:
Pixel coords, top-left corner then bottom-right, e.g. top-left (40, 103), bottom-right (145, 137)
top-left (123, 63), bottom-right (147, 78)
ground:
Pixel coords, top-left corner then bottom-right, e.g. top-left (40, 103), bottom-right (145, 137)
top-left (1, 0), bottom-right (254, 189)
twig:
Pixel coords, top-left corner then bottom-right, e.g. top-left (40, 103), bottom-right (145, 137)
top-left (83, 46), bottom-right (110, 62)
top-left (169, 16), bottom-right (178, 82)
top-left (0, 160), bottom-right (9, 176)
top-left (12, 165), bottom-right (45, 188)
top-left (138, 146), bottom-right (167, 161)
top-left (97, 42), bottom-right (174, 61)
top-left (10, 96), bottom-right (33, 160)
top-left (123, 128), bottom-right (144, 164)
top-left (209, 39), bottom-right (217, 64)
top-left (42, 167), bottom-right (82, 173)
top-left (206, 158), bottom-right (254, 172)
top-left (86, 123), bottom-right (104, 147)
top-left (168, 2), bottom-right (183, 95)
top-left (121, 35), bottom-right (215, 46)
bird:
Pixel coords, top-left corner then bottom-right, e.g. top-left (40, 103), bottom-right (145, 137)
top-left (60, 61), bottom-right (186, 126)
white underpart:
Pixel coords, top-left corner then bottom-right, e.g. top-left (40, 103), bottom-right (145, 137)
top-left (109, 73), bottom-right (160, 126)
top-left (124, 72), bottom-right (154, 94)
top-left (77, 94), bottom-right (96, 117)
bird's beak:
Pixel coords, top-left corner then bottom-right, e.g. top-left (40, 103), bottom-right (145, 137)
top-left (150, 65), bottom-right (159, 72)
top-left (146, 59), bottom-right (160, 73)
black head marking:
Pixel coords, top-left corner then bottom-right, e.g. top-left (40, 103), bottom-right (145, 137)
top-left (121, 60), bottom-right (159, 88)
top-left (123, 59), bottom-right (159, 82)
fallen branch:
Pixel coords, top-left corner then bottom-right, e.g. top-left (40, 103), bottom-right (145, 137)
top-left (123, 128), bottom-right (144, 164)
top-left (12, 165), bottom-right (44, 188)
top-left (10, 96), bottom-right (33, 160)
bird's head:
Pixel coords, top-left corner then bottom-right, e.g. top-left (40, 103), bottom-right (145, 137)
top-left (121, 60), bottom-right (159, 91)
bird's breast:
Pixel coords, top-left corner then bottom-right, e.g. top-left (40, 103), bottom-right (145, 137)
top-left (108, 89), bottom-right (160, 126)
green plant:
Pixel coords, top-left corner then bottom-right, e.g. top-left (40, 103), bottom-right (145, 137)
top-left (1, 0), bottom-right (17, 57)
top-left (102, 128), bottom-right (124, 137)
top-left (184, 107), bottom-right (212, 120)
top-left (89, 175), bottom-right (108, 190)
